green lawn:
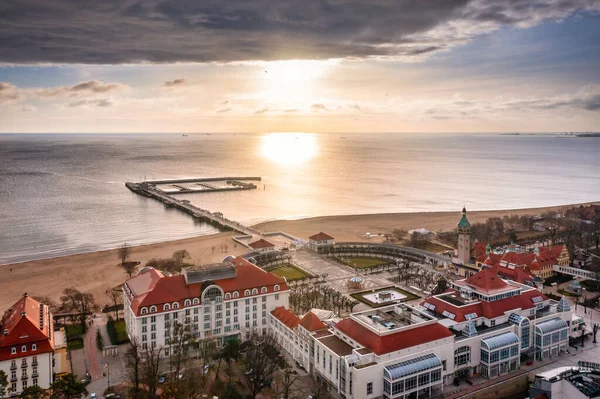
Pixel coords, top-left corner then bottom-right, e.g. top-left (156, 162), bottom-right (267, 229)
top-left (67, 338), bottom-right (83, 350)
top-left (271, 264), bottom-right (310, 281)
top-left (107, 319), bottom-right (130, 345)
top-left (346, 257), bottom-right (389, 269)
top-left (65, 323), bottom-right (84, 340)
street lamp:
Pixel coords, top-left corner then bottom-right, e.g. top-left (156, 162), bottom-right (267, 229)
top-left (101, 362), bottom-right (110, 391)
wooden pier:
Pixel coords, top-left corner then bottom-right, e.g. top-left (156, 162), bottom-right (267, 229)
top-left (125, 177), bottom-right (263, 236)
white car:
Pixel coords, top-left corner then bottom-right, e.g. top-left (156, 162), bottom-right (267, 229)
top-left (90, 394), bottom-right (96, 399)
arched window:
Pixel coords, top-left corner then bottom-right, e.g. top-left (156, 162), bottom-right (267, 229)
top-left (252, 288), bottom-right (258, 295)
top-left (274, 284), bottom-right (280, 292)
top-left (149, 306), bottom-right (157, 313)
top-left (224, 293), bottom-right (231, 300)
top-left (244, 289), bottom-right (251, 297)
top-left (233, 291), bottom-right (239, 298)
top-left (261, 287), bottom-right (267, 293)
top-left (202, 286), bottom-right (223, 303)
top-left (141, 307), bottom-right (148, 314)
top-left (173, 302), bottom-right (179, 309)
top-left (192, 298), bottom-right (200, 305)
top-left (184, 299), bottom-right (191, 306)
top-left (164, 304), bottom-right (171, 311)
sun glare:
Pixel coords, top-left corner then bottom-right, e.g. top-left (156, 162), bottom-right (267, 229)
top-left (260, 133), bottom-right (317, 166)
top-left (259, 60), bottom-right (338, 103)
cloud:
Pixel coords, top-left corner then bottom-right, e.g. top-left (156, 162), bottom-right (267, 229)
top-left (0, 80), bottom-right (127, 105)
top-left (254, 107), bottom-right (269, 114)
top-left (0, 82), bottom-right (20, 103)
top-left (221, 100), bottom-right (230, 105)
top-left (216, 107), bottom-right (232, 113)
top-left (68, 98), bottom-right (112, 108)
top-left (163, 78), bottom-right (188, 87)
top-left (20, 105), bottom-right (36, 112)
top-left (1, 1), bottom-right (598, 64)
top-left (311, 103), bottom-right (328, 111)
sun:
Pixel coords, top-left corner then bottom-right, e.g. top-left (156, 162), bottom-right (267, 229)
top-left (260, 132), bottom-right (317, 166)
top-left (259, 59), bottom-right (338, 104)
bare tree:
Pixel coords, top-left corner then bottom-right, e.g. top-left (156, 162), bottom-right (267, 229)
top-left (273, 361), bottom-right (303, 399)
top-left (141, 345), bottom-right (163, 399)
top-left (124, 339), bottom-right (142, 399)
top-left (32, 296), bottom-right (59, 313)
top-left (167, 320), bottom-right (196, 394)
top-left (242, 333), bottom-right (285, 398)
top-left (172, 249), bottom-right (191, 268)
top-left (118, 242), bottom-right (132, 265)
top-left (105, 287), bottom-right (122, 321)
top-left (60, 288), bottom-right (96, 333)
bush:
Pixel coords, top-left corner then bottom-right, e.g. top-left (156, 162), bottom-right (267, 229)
top-left (106, 318), bottom-right (129, 345)
top-left (67, 338), bottom-right (84, 350)
top-left (96, 329), bottom-right (104, 350)
top-left (543, 274), bottom-right (573, 287)
top-left (65, 324), bottom-right (84, 340)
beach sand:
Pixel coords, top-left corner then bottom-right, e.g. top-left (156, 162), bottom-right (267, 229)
top-left (1, 201), bottom-right (597, 311)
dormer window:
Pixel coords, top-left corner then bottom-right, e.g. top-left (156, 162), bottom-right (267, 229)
top-left (193, 298), bottom-right (200, 305)
top-left (244, 290), bottom-right (250, 297)
top-left (164, 304), bottom-right (171, 311)
top-left (173, 302), bottom-right (179, 309)
top-left (141, 307), bottom-right (148, 314)
top-left (11, 347), bottom-right (16, 355)
top-left (184, 299), bottom-right (191, 306)
top-left (22, 345), bottom-right (26, 353)
top-left (261, 287), bottom-right (267, 293)
top-left (149, 306), bottom-right (157, 313)
top-left (32, 344), bottom-right (37, 351)
top-left (252, 288), bottom-right (258, 295)
top-left (233, 291), bottom-right (239, 298)
top-left (274, 285), bottom-right (280, 292)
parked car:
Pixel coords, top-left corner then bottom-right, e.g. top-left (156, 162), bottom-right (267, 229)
top-left (90, 394), bottom-right (96, 399)
top-left (158, 375), bottom-right (167, 384)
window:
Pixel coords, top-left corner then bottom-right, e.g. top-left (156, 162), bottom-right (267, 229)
top-left (274, 285), bottom-right (280, 291)
top-left (193, 298), bottom-right (200, 305)
top-left (491, 320), bottom-right (496, 326)
top-left (184, 299), bottom-right (191, 306)
top-left (275, 294), bottom-right (280, 300)
top-left (32, 344), bottom-right (37, 351)
top-left (261, 287), bottom-right (267, 293)
top-left (164, 313), bottom-right (170, 320)
top-left (173, 302), bottom-right (179, 309)
top-left (32, 378), bottom-right (38, 386)
top-left (141, 307), bottom-right (148, 314)
top-left (367, 382), bottom-right (373, 395)
top-left (233, 291), bottom-right (239, 298)
top-left (22, 381), bottom-right (27, 390)
top-left (150, 316), bottom-right (156, 323)
top-left (185, 309), bottom-right (191, 316)
top-left (142, 326), bottom-right (147, 333)
top-left (244, 290), bottom-right (251, 296)
top-left (142, 317), bottom-right (148, 325)
top-left (225, 293), bottom-right (231, 300)
top-left (149, 305), bottom-right (157, 313)
top-left (164, 304), bottom-right (171, 311)
top-left (11, 347), bottom-right (16, 355)
top-left (252, 288), bottom-right (258, 295)
top-left (21, 345), bottom-right (26, 353)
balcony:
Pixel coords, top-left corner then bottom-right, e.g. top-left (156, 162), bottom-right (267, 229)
top-left (10, 364), bottom-right (17, 370)
top-left (32, 360), bottom-right (38, 366)
top-left (21, 374), bottom-right (28, 380)
top-left (21, 363), bottom-right (28, 369)
top-left (10, 376), bottom-right (17, 383)
top-left (32, 372), bottom-right (39, 378)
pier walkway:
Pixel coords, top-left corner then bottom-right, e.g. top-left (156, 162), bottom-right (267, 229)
top-left (125, 178), bottom-right (263, 237)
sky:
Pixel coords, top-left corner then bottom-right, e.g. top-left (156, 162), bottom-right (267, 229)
top-left (0, 0), bottom-right (599, 133)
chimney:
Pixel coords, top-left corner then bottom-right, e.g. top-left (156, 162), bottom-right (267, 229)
top-left (23, 293), bottom-right (28, 297)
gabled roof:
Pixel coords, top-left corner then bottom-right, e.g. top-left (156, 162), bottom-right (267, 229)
top-left (334, 319), bottom-right (453, 355)
top-left (299, 311), bottom-right (327, 332)
top-left (462, 269), bottom-right (511, 294)
top-left (271, 306), bottom-right (300, 329)
top-left (0, 295), bottom-right (54, 361)
top-left (248, 239), bottom-right (275, 249)
top-left (309, 232), bottom-right (334, 241)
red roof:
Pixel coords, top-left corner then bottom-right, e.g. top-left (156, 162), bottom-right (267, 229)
top-left (476, 245), bottom-right (565, 271)
top-left (422, 288), bottom-right (547, 322)
top-left (462, 269), bottom-right (510, 294)
top-left (0, 295), bottom-right (54, 361)
top-left (126, 257), bottom-right (288, 316)
top-left (271, 307), bottom-right (300, 329)
top-left (248, 239), bottom-right (275, 249)
top-left (309, 232), bottom-right (334, 241)
top-left (473, 241), bottom-right (487, 258)
top-left (299, 312), bottom-right (327, 332)
top-left (334, 319), bottom-right (453, 355)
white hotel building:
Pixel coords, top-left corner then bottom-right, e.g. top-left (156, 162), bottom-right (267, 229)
top-left (270, 268), bottom-right (573, 399)
top-left (122, 257), bottom-right (289, 355)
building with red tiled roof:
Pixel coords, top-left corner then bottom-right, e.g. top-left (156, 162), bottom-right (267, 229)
top-left (247, 238), bottom-right (276, 252)
top-left (0, 294), bottom-right (56, 395)
top-left (271, 306), bottom-right (300, 329)
top-left (308, 232), bottom-right (335, 252)
top-left (122, 257), bottom-right (289, 354)
top-left (299, 311), bottom-right (327, 332)
top-left (476, 245), bottom-right (569, 279)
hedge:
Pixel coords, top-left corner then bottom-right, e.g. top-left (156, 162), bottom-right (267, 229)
top-left (106, 318), bottom-right (130, 345)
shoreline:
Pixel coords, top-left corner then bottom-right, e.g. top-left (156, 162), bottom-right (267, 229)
top-left (0, 200), bottom-right (598, 311)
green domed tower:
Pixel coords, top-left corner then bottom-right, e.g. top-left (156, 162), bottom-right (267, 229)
top-left (457, 207), bottom-right (471, 264)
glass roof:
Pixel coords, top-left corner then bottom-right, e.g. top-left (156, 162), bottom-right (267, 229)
top-left (535, 317), bottom-right (568, 334)
top-left (481, 331), bottom-right (520, 350)
top-left (384, 353), bottom-right (441, 380)
top-left (557, 297), bottom-right (571, 312)
top-left (463, 321), bottom-right (478, 337)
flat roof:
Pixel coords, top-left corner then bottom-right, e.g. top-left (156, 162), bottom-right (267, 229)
top-left (319, 335), bottom-right (354, 356)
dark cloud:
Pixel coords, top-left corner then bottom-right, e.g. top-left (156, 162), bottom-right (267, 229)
top-left (0, 0), bottom-right (597, 64)
top-left (34, 80), bottom-right (127, 98)
top-left (68, 98), bottom-right (112, 107)
top-left (163, 78), bottom-right (188, 87)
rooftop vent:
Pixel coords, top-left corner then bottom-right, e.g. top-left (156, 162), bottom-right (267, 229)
top-left (21, 312), bottom-right (27, 317)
